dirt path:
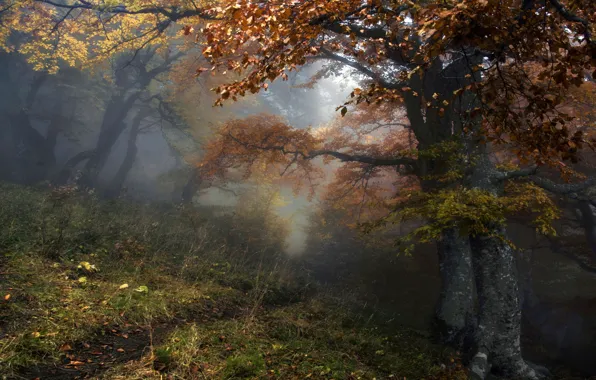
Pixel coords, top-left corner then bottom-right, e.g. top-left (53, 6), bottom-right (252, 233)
top-left (19, 323), bottom-right (158, 380)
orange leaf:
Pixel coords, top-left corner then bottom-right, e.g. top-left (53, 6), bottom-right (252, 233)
top-left (182, 25), bottom-right (194, 36)
top-left (59, 344), bottom-right (72, 352)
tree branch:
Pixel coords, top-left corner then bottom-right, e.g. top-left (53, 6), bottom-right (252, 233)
top-left (548, 0), bottom-right (594, 47)
top-left (317, 47), bottom-right (402, 90)
top-left (546, 235), bottom-right (596, 274)
top-left (530, 176), bottom-right (596, 195)
top-left (34, 0), bottom-right (219, 21)
top-left (308, 149), bottom-right (416, 166)
top-left (227, 132), bottom-right (417, 167)
top-left (495, 165), bottom-right (539, 181)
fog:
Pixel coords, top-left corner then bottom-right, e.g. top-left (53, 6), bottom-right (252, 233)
top-left (2, 47), bottom-right (596, 378)
top-left (0, 50), bottom-right (347, 255)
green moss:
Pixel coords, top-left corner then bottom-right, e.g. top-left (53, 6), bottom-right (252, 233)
top-left (224, 351), bottom-right (266, 378)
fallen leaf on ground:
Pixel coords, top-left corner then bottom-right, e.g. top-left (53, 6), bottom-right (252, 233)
top-left (59, 344), bottom-right (72, 352)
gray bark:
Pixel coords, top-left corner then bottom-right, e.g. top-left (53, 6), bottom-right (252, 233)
top-left (434, 227), bottom-right (475, 349)
top-left (405, 53), bottom-right (481, 348)
top-left (466, 152), bottom-right (548, 379)
top-left (577, 200), bottom-right (596, 260)
top-left (469, 228), bottom-right (537, 379)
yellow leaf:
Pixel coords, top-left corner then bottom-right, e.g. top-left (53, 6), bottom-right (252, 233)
top-left (119, 283), bottom-right (129, 290)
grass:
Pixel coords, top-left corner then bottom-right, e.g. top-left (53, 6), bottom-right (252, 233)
top-left (0, 183), bottom-right (465, 379)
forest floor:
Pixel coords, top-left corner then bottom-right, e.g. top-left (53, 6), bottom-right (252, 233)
top-left (0, 249), bottom-right (466, 380)
top-left (0, 183), bottom-right (465, 380)
top-left (0, 183), bottom-right (592, 380)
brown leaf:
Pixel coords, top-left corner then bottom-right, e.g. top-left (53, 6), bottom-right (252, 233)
top-left (59, 344), bottom-right (72, 352)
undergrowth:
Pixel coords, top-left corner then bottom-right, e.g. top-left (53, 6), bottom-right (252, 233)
top-left (0, 182), bottom-right (465, 379)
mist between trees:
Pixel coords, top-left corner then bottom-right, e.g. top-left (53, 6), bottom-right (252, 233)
top-left (1, 1), bottom-right (596, 379)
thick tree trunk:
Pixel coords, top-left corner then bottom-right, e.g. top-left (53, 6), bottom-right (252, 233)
top-left (433, 227), bottom-right (475, 349)
top-left (465, 151), bottom-right (549, 379)
top-left (468, 228), bottom-right (538, 379)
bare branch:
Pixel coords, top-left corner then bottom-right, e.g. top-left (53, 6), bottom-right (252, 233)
top-left (530, 176), bottom-right (596, 195)
top-left (316, 47), bottom-right (402, 90)
top-left (495, 165), bottom-right (539, 181)
top-left (227, 132), bottom-right (417, 167)
top-left (210, 184), bottom-right (238, 196)
top-left (50, 7), bottom-right (75, 34)
top-left (0, 2), bottom-right (16, 15)
top-left (308, 149), bottom-right (416, 166)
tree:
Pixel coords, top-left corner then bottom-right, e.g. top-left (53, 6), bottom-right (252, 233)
top-left (195, 1), bottom-right (594, 378)
top-left (3, 0), bottom-right (595, 378)
top-left (0, 52), bottom-right (83, 184)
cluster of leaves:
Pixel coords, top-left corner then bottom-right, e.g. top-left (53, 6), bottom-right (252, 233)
top-left (363, 181), bottom-right (560, 254)
top-left (200, 114), bottom-right (325, 196)
top-left (195, 0), bottom-right (595, 163)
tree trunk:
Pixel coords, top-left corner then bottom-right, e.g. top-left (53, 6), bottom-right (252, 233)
top-left (78, 93), bottom-right (139, 188)
top-left (433, 227), bottom-right (475, 350)
top-left (53, 149), bottom-right (96, 185)
top-left (7, 110), bottom-right (53, 184)
top-left (577, 200), bottom-right (596, 260)
top-left (105, 108), bottom-right (150, 197)
top-left (181, 167), bottom-right (203, 203)
top-left (468, 228), bottom-right (538, 379)
top-left (465, 152), bottom-right (548, 379)
top-left (78, 49), bottom-right (181, 189)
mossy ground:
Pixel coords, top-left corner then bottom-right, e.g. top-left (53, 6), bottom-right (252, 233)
top-left (0, 183), bottom-right (465, 379)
